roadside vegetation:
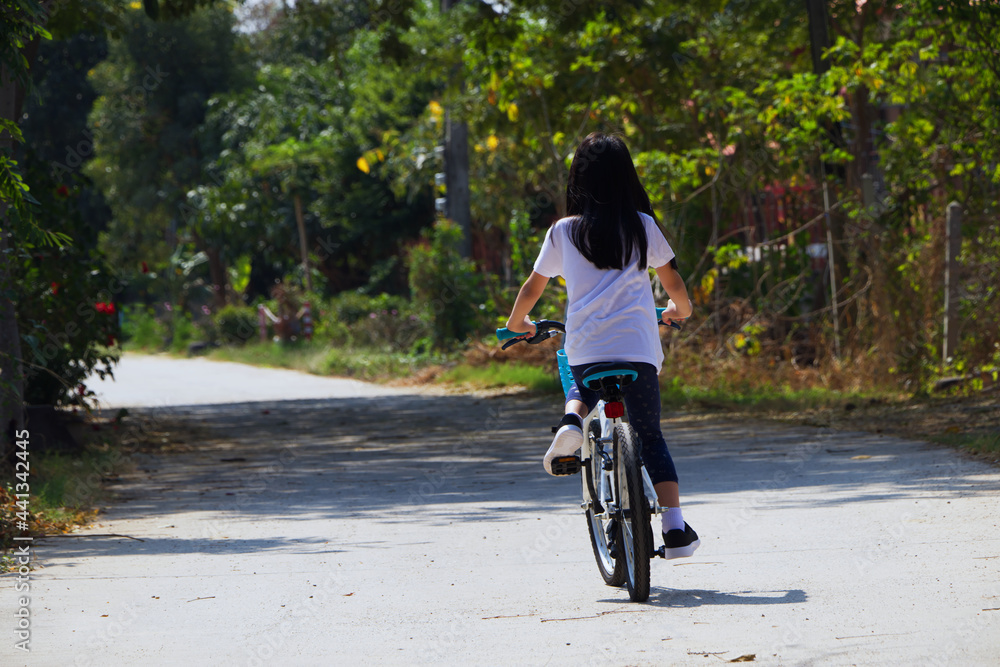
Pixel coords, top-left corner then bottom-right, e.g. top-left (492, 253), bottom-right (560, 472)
top-left (0, 413), bottom-right (131, 572)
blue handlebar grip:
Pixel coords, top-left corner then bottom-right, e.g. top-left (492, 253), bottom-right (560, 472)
top-left (657, 307), bottom-right (683, 330)
top-left (496, 327), bottom-right (521, 341)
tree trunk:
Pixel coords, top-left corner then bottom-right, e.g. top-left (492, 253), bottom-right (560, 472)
top-left (293, 193), bottom-right (312, 293)
top-left (205, 246), bottom-right (229, 309)
top-left (440, 0), bottom-right (473, 259)
top-left (0, 65), bottom-right (25, 461)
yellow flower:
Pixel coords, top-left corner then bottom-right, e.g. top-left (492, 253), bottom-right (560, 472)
top-left (129, 1), bottom-right (142, 9)
top-left (486, 135), bottom-right (499, 151)
top-left (428, 100), bottom-right (444, 118)
top-left (507, 103), bottom-right (519, 122)
top-left (356, 157), bottom-right (370, 174)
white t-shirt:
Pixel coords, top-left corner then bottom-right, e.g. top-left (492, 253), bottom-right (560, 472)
top-left (533, 212), bottom-right (675, 371)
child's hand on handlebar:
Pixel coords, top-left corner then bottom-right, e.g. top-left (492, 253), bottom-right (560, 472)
top-left (505, 315), bottom-right (537, 338)
top-left (659, 298), bottom-right (692, 324)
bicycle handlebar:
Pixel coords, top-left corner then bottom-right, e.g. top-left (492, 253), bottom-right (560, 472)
top-left (496, 320), bottom-right (566, 341)
top-left (497, 311), bottom-right (682, 350)
top-left (495, 320), bottom-right (566, 350)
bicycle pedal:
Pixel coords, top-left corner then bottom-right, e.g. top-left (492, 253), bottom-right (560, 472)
top-left (550, 455), bottom-right (581, 475)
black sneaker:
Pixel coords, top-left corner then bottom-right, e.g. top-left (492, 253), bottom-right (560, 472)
top-left (606, 520), bottom-right (620, 559)
top-left (662, 523), bottom-right (700, 559)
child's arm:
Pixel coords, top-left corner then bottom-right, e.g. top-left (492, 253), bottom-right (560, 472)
top-left (505, 271), bottom-right (550, 334)
top-left (654, 263), bottom-right (693, 321)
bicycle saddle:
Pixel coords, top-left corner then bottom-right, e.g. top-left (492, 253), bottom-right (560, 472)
top-left (581, 362), bottom-right (639, 390)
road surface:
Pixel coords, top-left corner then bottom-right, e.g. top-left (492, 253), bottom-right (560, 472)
top-left (2, 354), bottom-right (998, 665)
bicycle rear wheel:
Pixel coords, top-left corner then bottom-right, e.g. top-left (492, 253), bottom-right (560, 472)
top-left (584, 420), bottom-right (625, 586)
top-left (614, 423), bottom-right (652, 602)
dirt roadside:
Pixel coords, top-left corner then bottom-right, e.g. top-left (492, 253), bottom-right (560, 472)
top-left (744, 390), bottom-right (1000, 466)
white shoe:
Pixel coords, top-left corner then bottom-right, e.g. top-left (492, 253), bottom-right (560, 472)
top-left (543, 424), bottom-right (584, 475)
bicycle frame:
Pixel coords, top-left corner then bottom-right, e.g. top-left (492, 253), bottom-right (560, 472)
top-left (580, 400), bottom-right (662, 519)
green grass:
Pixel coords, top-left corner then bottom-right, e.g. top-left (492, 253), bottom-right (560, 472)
top-left (439, 362), bottom-right (562, 393)
top-left (2, 443), bottom-right (129, 565)
top-left (659, 376), bottom-right (880, 413)
top-left (931, 431), bottom-right (1000, 458)
top-left (208, 340), bottom-right (323, 370)
top-left (206, 341), bottom-right (450, 382)
top-left (31, 448), bottom-right (125, 512)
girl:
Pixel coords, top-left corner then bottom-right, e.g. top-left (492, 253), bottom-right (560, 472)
top-left (504, 132), bottom-right (699, 558)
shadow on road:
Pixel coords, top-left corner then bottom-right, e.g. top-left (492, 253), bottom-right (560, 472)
top-left (54, 392), bottom-right (999, 563)
top-left (644, 587), bottom-right (807, 608)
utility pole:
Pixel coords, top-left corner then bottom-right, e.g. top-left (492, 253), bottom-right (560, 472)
top-left (440, 0), bottom-right (473, 259)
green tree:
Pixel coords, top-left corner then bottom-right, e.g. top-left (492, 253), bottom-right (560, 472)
top-left (0, 0), bottom-right (223, 456)
top-left (85, 4), bottom-right (248, 309)
top-left (190, 6), bottom-right (435, 300)
top-left (14, 30), bottom-right (121, 405)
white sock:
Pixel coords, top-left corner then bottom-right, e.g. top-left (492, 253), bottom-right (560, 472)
top-left (662, 507), bottom-right (685, 533)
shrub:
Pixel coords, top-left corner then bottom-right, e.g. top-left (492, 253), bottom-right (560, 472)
top-left (213, 305), bottom-right (258, 345)
top-left (121, 305), bottom-right (167, 350)
top-left (169, 314), bottom-right (197, 354)
top-left (322, 291), bottom-right (429, 352)
top-left (407, 219), bottom-right (487, 349)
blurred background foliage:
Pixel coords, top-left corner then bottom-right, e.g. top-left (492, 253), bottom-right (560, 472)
top-left (3, 0), bottom-right (1000, 407)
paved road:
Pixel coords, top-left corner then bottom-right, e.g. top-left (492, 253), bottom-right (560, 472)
top-left (2, 355), bottom-right (999, 666)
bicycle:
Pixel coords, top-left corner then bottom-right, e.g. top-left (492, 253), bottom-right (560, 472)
top-left (496, 309), bottom-right (680, 602)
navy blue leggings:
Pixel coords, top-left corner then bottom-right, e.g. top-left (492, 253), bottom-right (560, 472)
top-left (566, 361), bottom-right (679, 485)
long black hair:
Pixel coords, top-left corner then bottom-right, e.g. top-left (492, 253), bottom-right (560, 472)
top-left (565, 132), bottom-right (656, 271)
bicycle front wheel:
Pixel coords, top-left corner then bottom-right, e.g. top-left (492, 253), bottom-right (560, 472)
top-left (614, 422), bottom-right (652, 602)
top-left (584, 420), bottom-right (625, 586)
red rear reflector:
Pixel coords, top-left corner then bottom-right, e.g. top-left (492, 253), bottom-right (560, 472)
top-left (604, 402), bottom-right (625, 419)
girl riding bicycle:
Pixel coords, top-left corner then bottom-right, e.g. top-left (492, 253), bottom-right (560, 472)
top-left (504, 131), bottom-right (699, 559)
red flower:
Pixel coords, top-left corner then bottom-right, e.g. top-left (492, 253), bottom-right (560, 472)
top-left (95, 302), bottom-right (107, 314)
top-left (106, 334), bottom-right (117, 346)
top-left (77, 384), bottom-right (86, 396)
top-left (141, 261), bottom-right (149, 274)
top-left (56, 185), bottom-right (69, 197)
top-left (51, 282), bottom-right (60, 295)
